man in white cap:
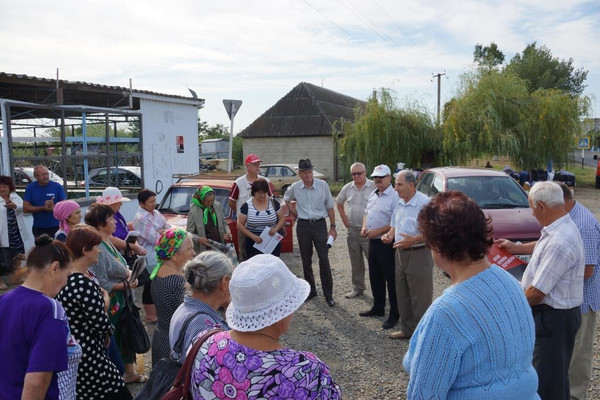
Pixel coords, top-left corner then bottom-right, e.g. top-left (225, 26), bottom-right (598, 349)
top-left (336, 162), bottom-right (374, 298)
top-left (228, 154), bottom-right (273, 261)
top-left (359, 165), bottom-right (399, 329)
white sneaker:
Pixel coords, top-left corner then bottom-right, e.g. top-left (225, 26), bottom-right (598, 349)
top-left (345, 290), bottom-right (362, 298)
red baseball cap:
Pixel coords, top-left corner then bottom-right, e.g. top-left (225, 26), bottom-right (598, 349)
top-left (245, 154), bottom-right (262, 164)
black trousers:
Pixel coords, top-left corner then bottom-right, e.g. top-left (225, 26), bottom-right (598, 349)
top-left (32, 226), bottom-right (59, 239)
top-left (533, 306), bottom-right (581, 400)
top-left (296, 219), bottom-right (333, 298)
top-left (368, 238), bottom-right (398, 317)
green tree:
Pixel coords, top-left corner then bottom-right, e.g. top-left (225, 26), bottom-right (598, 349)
top-left (473, 42), bottom-right (505, 70)
top-left (506, 42), bottom-right (588, 96)
top-left (442, 69), bottom-right (590, 170)
top-left (337, 89), bottom-right (439, 178)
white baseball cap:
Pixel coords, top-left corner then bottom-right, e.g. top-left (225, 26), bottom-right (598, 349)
top-left (371, 164), bottom-right (391, 177)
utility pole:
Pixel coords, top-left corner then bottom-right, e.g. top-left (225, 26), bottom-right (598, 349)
top-left (432, 72), bottom-right (446, 126)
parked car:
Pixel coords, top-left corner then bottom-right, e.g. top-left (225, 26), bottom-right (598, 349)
top-left (416, 167), bottom-right (542, 279)
top-left (157, 176), bottom-right (295, 256)
top-left (259, 163), bottom-right (327, 195)
top-left (80, 166), bottom-right (141, 187)
top-left (14, 167), bottom-right (65, 186)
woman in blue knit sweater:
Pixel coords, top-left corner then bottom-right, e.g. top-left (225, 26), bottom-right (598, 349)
top-left (403, 191), bottom-right (540, 399)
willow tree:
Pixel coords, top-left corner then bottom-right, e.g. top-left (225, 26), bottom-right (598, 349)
top-left (336, 89), bottom-right (438, 179)
top-left (442, 71), bottom-right (526, 165)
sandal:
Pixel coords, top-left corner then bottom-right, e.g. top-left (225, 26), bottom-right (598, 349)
top-left (123, 372), bottom-right (149, 384)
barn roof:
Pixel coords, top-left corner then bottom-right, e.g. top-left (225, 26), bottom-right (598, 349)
top-left (239, 82), bottom-right (365, 138)
top-left (0, 72), bottom-right (204, 114)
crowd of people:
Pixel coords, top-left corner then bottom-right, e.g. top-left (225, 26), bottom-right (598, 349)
top-left (0, 159), bottom-right (598, 400)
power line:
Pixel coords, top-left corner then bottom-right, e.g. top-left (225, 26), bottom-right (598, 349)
top-left (340, 0), bottom-right (436, 73)
top-left (370, 0), bottom-right (441, 71)
top-left (301, 0), bottom-right (413, 73)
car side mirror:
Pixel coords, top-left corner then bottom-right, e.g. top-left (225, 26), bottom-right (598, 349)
top-left (594, 155), bottom-right (598, 160)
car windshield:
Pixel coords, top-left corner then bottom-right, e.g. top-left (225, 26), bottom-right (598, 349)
top-left (447, 176), bottom-right (529, 209)
top-left (158, 186), bottom-right (232, 216)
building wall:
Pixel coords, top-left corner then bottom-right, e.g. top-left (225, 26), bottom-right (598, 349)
top-left (139, 98), bottom-right (199, 201)
top-left (243, 136), bottom-right (336, 179)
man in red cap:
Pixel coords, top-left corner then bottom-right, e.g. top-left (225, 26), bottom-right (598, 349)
top-left (229, 154), bottom-right (273, 261)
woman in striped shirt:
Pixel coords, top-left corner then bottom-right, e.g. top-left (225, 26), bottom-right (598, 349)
top-left (237, 179), bottom-right (286, 258)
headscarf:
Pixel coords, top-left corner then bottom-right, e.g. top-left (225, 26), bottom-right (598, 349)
top-left (191, 186), bottom-right (217, 227)
top-left (52, 200), bottom-right (80, 235)
top-left (150, 228), bottom-right (188, 280)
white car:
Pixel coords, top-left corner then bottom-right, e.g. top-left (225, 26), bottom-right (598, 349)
top-left (80, 166), bottom-right (142, 187)
top-left (14, 167), bottom-right (65, 186)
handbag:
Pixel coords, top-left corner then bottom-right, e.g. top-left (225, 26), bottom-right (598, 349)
top-left (119, 281), bottom-right (151, 354)
top-left (161, 327), bottom-right (223, 400)
top-left (270, 198), bottom-right (287, 237)
top-left (135, 311), bottom-right (206, 400)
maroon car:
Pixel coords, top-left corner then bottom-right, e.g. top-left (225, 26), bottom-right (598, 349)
top-left (416, 167), bottom-right (541, 279)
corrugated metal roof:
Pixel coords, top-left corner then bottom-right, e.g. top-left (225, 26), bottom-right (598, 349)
top-left (239, 82), bottom-right (365, 138)
top-left (0, 72), bottom-right (203, 106)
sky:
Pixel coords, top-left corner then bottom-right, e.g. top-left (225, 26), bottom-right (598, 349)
top-left (2, 0), bottom-right (599, 134)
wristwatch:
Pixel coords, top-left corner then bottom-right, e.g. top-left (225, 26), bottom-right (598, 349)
top-left (330, 224), bottom-right (337, 229)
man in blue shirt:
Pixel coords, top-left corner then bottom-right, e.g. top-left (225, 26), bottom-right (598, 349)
top-left (23, 165), bottom-right (66, 238)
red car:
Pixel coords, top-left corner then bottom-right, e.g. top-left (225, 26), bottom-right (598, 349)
top-left (157, 177), bottom-right (294, 255)
top-left (416, 167), bottom-right (542, 279)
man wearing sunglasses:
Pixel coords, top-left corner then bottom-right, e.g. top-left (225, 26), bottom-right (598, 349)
top-left (336, 163), bottom-right (375, 299)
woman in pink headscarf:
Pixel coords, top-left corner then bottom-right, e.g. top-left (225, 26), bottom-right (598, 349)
top-left (53, 200), bottom-right (82, 242)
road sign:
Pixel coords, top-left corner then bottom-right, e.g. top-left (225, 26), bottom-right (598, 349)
top-left (223, 100), bottom-right (242, 121)
top-left (578, 137), bottom-right (590, 150)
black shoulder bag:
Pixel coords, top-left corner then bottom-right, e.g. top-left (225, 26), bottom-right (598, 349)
top-left (119, 281), bottom-right (151, 355)
top-left (135, 311), bottom-right (205, 400)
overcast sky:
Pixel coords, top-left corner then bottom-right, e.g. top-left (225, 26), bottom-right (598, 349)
top-left (2, 0), bottom-right (599, 133)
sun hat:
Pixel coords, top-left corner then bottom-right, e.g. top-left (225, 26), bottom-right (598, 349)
top-left (226, 254), bottom-right (310, 332)
top-left (96, 187), bottom-right (131, 205)
top-left (371, 164), bottom-right (391, 177)
top-left (245, 154), bottom-right (262, 165)
top-left (53, 200), bottom-right (80, 234)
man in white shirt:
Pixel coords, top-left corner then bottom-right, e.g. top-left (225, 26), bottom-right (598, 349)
top-left (497, 181), bottom-right (584, 400)
top-left (383, 170), bottom-right (432, 339)
top-left (336, 162), bottom-right (375, 299)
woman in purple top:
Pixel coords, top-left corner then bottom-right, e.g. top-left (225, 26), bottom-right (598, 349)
top-left (190, 254), bottom-right (342, 399)
top-left (0, 235), bottom-right (73, 400)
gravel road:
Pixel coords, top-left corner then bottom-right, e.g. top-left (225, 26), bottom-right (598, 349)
top-left (134, 186), bottom-right (600, 399)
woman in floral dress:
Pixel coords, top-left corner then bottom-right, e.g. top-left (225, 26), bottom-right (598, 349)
top-left (190, 254), bottom-right (342, 399)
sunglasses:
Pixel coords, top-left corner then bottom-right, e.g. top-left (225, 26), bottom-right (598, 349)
top-left (351, 171), bottom-right (365, 176)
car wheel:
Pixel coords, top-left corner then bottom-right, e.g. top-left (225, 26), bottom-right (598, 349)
top-left (281, 185), bottom-right (290, 195)
top-left (596, 176), bottom-right (600, 189)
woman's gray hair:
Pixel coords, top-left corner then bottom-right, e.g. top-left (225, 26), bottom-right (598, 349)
top-left (184, 250), bottom-right (233, 295)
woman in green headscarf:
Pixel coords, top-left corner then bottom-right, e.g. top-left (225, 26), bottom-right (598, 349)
top-left (186, 185), bottom-right (232, 254)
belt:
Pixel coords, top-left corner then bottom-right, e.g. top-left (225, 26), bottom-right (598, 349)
top-left (531, 304), bottom-right (555, 312)
top-left (297, 218), bottom-right (325, 223)
top-left (402, 245), bottom-right (425, 251)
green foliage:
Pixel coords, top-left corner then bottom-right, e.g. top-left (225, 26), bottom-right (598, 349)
top-left (337, 89), bottom-right (439, 179)
top-left (442, 69), bottom-right (590, 170)
top-left (198, 121), bottom-right (229, 139)
top-left (506, 42), bottom-right (588, 96)
top-left (198, 121), bottom-right (243, 166)
top-left (474, 42), bottom-right (505, 70)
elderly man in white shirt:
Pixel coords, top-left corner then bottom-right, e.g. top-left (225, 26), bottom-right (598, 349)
top-left (383, 170), bottom-right (433, 339)
top-left (497, 181), bottom-right (584, 400)
top-left (336, 162), bottom-right (375, 299)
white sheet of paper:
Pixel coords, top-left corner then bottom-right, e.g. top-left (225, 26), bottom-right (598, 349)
top-left (253, 226), bottom-right (283, 254)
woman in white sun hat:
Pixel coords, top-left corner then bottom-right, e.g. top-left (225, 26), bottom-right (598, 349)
top-left (189, 254), bottom-right (342, 399)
